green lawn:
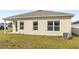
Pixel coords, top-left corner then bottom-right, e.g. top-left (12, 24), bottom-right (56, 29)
top-left (0, 32), bottom-right (79, 49)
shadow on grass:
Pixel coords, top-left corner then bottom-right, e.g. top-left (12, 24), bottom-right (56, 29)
top-left (72, 33), bottom-right (79, 37)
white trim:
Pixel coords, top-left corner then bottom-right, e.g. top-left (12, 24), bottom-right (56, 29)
top-left (4, 20), bottom-right (6, 33)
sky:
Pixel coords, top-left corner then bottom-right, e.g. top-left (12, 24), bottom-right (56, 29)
top-left (0, 10), bottom-right (79, 23)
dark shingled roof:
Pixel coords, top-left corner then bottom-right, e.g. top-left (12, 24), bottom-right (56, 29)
top-left (4, 10), bottom-right (74, 20)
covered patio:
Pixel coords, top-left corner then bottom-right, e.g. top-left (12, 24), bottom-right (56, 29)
top-left (4, 19), bottom-right (18, 34)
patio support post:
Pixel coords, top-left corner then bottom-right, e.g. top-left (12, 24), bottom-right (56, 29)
top-left (4, 20), bottom-right (6, 34)
top-left (12, 21), bottom-right (16, 33)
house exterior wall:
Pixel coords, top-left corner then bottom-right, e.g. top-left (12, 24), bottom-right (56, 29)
top-left (15, 17), bottom-right (71, 36)
top-left (72, 24), bottom-right (79, 35)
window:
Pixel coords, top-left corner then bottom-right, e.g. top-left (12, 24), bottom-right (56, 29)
top-left (54, 21), bottom-right (60, 31)
top-left (20, 21), bottom-right (24, 30)
top-left (33, 21), bottom-right (38, 30)
top-left (48, 21), bottom-right (53, 31)
top-left (48, 21), bottom-right (60, 31)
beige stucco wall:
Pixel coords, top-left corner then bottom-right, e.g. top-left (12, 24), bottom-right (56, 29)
top-left (14, 18), bottom-right (71, 36)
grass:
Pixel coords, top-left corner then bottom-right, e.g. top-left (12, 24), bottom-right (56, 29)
top-left (0, 32), bottom-right (79, 49)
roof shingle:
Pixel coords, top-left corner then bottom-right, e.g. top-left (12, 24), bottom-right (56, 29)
top-left (4, 10), bottom-right (74, 20)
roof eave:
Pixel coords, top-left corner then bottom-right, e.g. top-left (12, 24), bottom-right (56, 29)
top-left (4, 15), bottom-right (73, 20)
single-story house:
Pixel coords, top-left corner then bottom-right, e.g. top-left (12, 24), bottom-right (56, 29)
top-left (3, 10), bottom-right (74, 36)
top-left (72, 20), bottom-right (79, 35)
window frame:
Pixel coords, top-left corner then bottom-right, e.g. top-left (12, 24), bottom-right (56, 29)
top-left (20, 21), bottom-right (24, 30)
top-left (54, 21), bottom-right (60, 31)
top-left (47, 21), bottom-right (60, 31)
top-left (33, 21), bottom-right (38, 30)
top-left (48, 21), bottom-right (54, 31)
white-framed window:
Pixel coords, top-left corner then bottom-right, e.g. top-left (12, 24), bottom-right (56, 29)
top-left (48, 21), bottom-right (60, 31)
top-left (48, 21), bottom-right (53, 31)
top-left (54, 21), bottom-right (60, 31)
top-left (33, 21), bottom-right (38, 30)
top-left (20, 21), bottom-right (24, 30)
